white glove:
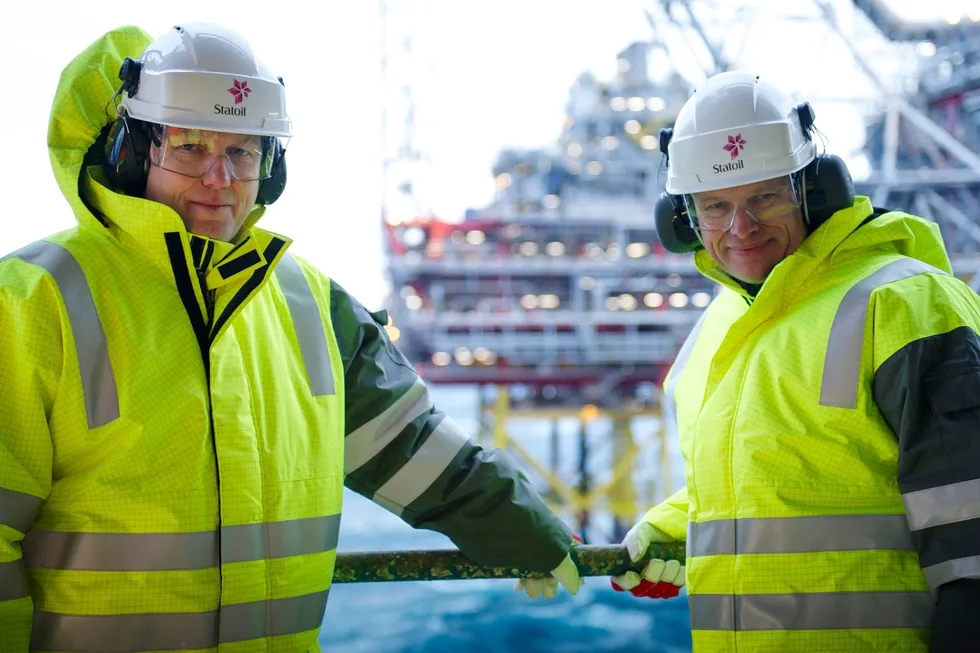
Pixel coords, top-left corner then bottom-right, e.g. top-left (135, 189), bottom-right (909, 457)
top-left (515, 552), bottom-right (584, 599)
top-left (610, 522), bottom-right (685, 599)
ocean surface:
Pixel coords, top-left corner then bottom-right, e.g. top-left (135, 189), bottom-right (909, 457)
top-left (318, 386), bottom-right (693, 653)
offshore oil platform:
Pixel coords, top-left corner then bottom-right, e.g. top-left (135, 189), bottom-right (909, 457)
top-left (379, 0), bottom-right (980, 542)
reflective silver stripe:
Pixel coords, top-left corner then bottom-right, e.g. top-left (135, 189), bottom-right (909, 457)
top-left (32, 611), bottom-right (218, 652)
top-left (276, 252), bottom-right (335, 396)
top-left (820, 258), bottom-right (943, 409)
top-left (902, 477), bottom-right (980, 531)
top-left (663, 309), bottom-right (709, 438)
top-left (4, 241), bottom-right (119, 427)
top-left (222, 514), bottom-right (342, 564)
top-left (345, 377), bottom-right (433, 474)
top-left (220, 589), bottom-right (330, 642)
top-left (922, 555), bottom-right (980, 590)
top-left (21, 515), bottom-right (341, 571)
top-left (0, 561), bottom-right (30, 602)
top-left (371, 416), bottom-right (469, 516)
top-left (689, 591), bottom-right (933, 631)
top-left (30, 590), bottom-right (330, 651)
top-left (22, 530), bottom-right (217, 571)
top-left (689, 514), bottom-right (914, 557)
top-left (0, 487), bottom-right (44, 534)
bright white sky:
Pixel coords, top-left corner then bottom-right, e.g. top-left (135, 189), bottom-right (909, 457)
top-left (1, 0), bottom-right (974, 308)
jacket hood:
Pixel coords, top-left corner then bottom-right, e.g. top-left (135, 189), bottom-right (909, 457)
top-left (694, 196), bottom-right (954, 301)
top-left (48, 26), bottom-right (152, 229)
top-left (47, 25), bottom-right (266, 236)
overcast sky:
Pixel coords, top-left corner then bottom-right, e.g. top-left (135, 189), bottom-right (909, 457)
top-left (1, 0), bottom-right (973, 308)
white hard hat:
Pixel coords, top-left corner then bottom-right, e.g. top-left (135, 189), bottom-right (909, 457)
top-left (119, 23), bottom-right (291, 138)
top-left (664, 71), bottom-right (815, 195)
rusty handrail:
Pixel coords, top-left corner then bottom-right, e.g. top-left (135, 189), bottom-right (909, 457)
top-left (332, 543), bottom-right (685, 583)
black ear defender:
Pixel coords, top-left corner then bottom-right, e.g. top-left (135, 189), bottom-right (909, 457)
top-left (653, 101), bottom-right (855, 252)
top-left (104, 58), bottom-right (152, 195)
top-left (255, 139), bottom-right (287, 205)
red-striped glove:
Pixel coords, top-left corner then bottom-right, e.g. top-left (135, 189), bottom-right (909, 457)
top-left (610, 522), bottom-right (684, 599)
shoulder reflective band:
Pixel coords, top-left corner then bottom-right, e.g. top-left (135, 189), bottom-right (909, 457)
top-left (688, 513), bottom-right (914, 557)
top-left (2, 241), bottom-right (119, 428)
top-left (274, 252), bottom-right (335, 396)
top-left (820, 257), bottom-right (943, 409)
top-left (689, 591), bottom-right (932, 631)
top-left (663, 309), bottom-right (709, 437)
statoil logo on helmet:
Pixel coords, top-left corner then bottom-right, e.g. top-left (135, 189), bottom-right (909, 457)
top-left (215, 79), bottom-right (251, 117)
top-left (714, 134), bottom-right (746, 174)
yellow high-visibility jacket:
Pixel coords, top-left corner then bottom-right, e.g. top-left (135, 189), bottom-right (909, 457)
top-left (0, 26), bottom-right (571, 652)
top-left (643, 197), bottom-right (980, 652)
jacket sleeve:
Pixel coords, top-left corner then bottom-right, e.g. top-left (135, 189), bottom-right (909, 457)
top-left (640, 487), bottom-right (688, 541)
top-left (331, 281), bottom-right (573, 573)
top-left (871, 281), bottom-right (980, 653)
top-left (0, 260), bottom-right (59, 651)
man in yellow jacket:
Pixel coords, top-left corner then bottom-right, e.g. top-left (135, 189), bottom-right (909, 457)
top-left (611, 71), bottom-right (980, 652)
top-left (0, 24), bottom-right (581, 652)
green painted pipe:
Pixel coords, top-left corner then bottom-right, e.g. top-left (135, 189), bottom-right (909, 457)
top-left (332, 543), bottom-right (686, 583)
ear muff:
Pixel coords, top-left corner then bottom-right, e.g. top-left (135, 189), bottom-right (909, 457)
top-left (255, 139), bottom-right (287, 206)
top-left (654, 192), bottom-right (700, 253)
top-left (104, 115), bottom-right (153, 196)
top-left (798, 154), bottom-right (855, 233)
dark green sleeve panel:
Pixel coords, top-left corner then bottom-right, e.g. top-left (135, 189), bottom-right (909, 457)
top-left (330, 280), bottom-right (572, 572)
top-left (873, 325), bottom-right (980, 650)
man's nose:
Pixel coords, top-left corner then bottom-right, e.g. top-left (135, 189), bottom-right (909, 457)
top-left (728, 207), bottom-right (760, 238)
top-left (201, 156), bottom-right (233, 188)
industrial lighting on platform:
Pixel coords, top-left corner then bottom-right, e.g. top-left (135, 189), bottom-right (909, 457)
top-left (624, 119), bottom-right (641, 135)
top-left (586, 160), bottom-right (604, 175)
top-left (404, 295), bottom-right (423, 310)
top-left (604, 296), bottom-right (620, 311)
top-left (627, 96), bottom-right (645, 112)
top-left (403, 227), bottom-right (426, 249)
top-left (495, 173), bottom-right (512, 189)
top-left (640, 135), bottom-right (658, 150)
top-left (606, 244), bottom-right (621, 261)
top-left (543, 194), bottom-right (562, 210)
top-left (647, 97), bottom-right (666, 112)
top-left (644, 292), bottom-right (664, 308)
top-left (431, 352), bottom-right (451, 366)
top-left (579, 276), bottom-right (595, 290)
top-left (626, 242), bottom-right (650, 258)
top-left (619, 293), bottom-right (638, 311)
top-left (601, 136), bottom-right (620, 150)
top-left (567, 142), bottom-right (583, 158)
top-left (520, 294), bottom-right (540, 309)
top-left (580, 404), bottom-right (600, 422)
top-left (587, 244), bottom-right (605, 261)
top-left (916, 42), bottom-right (937, 57)
top-left (506, 224), bottom-right (522, 239)
top-left (546, 241), bottom-right (566, 256)
top-left (385, 325), bottom-right (400, 342)
top-left (473, 347), bottom-right (492, 363)
top-left (946, 13), bottom-right (961, 24)
top-left (466, 230), bottom-right (486, 245)
top-left (519, 242), bottom-right (539, 256)
top-left (539, 294), bottom-right (560, 309)
top-left (455, 347), bottom-right (474, 366)
top-left (667, 273), bottom-right (683, 288)
top-left (692, 292), bottom-right (712, 308)
top-left (669, 292), bottom-right (689, 308)
top-left (610, 96), bottom-right (626, 111)
top-left (450, 230), bottom-right (465, 245)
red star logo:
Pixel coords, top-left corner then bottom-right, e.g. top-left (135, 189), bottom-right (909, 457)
top-left (228, 79), bottom-right (251, 105)
top-left (723, 134), bottom-right (746, 160)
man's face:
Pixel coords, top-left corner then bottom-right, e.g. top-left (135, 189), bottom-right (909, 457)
top-left (691, 176), bottom-right (806, 284)
top-left (144, 127), bottom-right (262, 242)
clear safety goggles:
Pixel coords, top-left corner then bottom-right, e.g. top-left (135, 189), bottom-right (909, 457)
top-left (685, 176), bottom-right (801, 232)
top-left (149, 125), bottom-right (277, 182)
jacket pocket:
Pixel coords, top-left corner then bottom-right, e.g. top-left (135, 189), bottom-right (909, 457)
top-left (926, 369), bottom-right (980, 471)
